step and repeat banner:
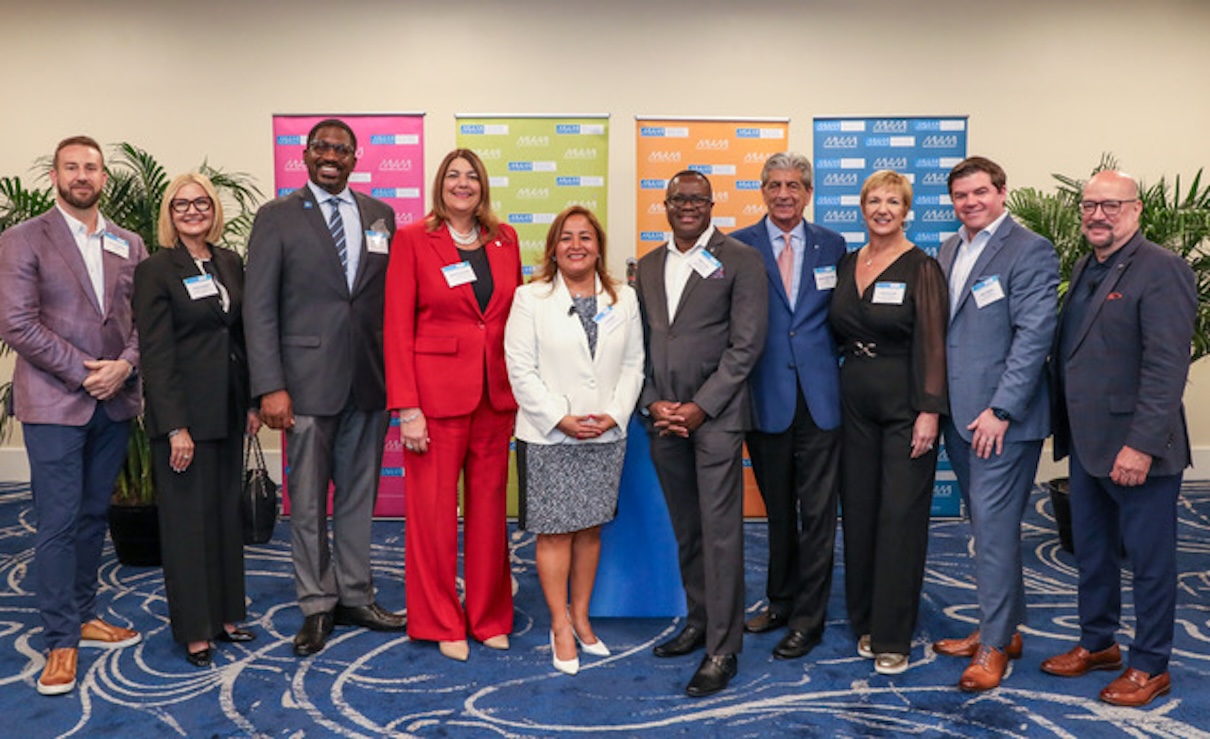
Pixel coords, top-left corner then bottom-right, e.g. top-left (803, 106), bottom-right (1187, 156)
top-left (455, 115), bottom-right (609, 275)
top-left (634, 117), bottom-right (789, 516)
top-left (272, 113), bottom-right (426, 518)
top-left (813, 115), bottom-right (968, 516)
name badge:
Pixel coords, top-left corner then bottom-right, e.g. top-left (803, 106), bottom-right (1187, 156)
top-left (971, 275), bottom-right (1006, 308)
top-left (365, 229), bottom-right (389, 254)
top-left (689, 249), bottom-right (722, 278)
top-left (102, 232), bottom-right (130, 259)
top-left (871, 281), bottom-right (907, 305)
top-left (594, 304), bottom-right (624, 333)
top-left (184, 274), bottom-right (219, 300)
top-left (813, 265), bottom-right (837, 291)
top-left (442, 261), bottom-right (477, 288)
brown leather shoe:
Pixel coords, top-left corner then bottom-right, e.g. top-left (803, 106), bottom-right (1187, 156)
top-left (743, 610), bottom-right (788, 634)
top-left (1040, 643), bottom-right (1122, 677)
top-left (37, 647), bottom-right (77, 696)
top-left (80, 618), bottom-right (142, 649)
top-left (933, 630), bottom-right (1023, 660)
top-left (958, 644), bottom-right (1009, 692)
top-left (1099, 668), bottom-right (1171, 707)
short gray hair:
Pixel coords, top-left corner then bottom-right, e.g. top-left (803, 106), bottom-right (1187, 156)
top-left (761, 152), bottom-right (813, 189)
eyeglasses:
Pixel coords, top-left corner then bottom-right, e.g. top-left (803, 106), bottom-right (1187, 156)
top-left (169, 197), bottom-right (213, 214)
top-left (308, 140), bottom-right (355, 158)
top-left (666, 194), bottom-right (712, 210)
top-left (1079, 199), bottom-right (1137, 217)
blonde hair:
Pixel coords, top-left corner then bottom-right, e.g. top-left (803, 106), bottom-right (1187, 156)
top-left (424, 148), bottom-right (500, 239)
top-left (860, 169), bottom-right (913, 210)
top-left (157, 172), bottom-right (224, 247)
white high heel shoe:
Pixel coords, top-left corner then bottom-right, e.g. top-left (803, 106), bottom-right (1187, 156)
top-left (572, 625), bottom-right (611, 657)
top-left (550, 631), bottom-right (579, 675)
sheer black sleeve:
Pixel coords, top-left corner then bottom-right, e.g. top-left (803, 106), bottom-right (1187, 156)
top-left (911, 252), bottom-right (949, 415)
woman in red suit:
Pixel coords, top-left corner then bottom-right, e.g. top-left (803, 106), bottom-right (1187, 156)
top-left (384, 149), bottom-right (521, 662)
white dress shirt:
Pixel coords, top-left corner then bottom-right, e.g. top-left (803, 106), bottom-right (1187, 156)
top-left (664, 225), bottom-right (716, 321)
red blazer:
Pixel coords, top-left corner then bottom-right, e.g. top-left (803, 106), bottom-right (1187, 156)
top-left (384, 219), bottom-right (521, 417)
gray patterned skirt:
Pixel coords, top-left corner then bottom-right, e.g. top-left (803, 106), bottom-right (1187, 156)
top-left (516, 439), bottom-right (625, 534)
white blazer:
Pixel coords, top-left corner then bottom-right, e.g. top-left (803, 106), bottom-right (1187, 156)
top-left (505, 272), bottom-right (644, 445)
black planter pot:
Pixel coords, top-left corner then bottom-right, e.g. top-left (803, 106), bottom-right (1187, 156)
top-left (1047, 478), bottom-right (1074, 554)
top-left (108, 503), bottom-right (162, 567)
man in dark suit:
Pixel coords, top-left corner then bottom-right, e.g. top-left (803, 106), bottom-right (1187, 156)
top-left (0, 136), bottom-right (147, 695)
top-left (730, 152), bottom-right (845, 660)
top-left (244, 119), bottom-right (404, 657)
top-left (635, 170), bottom-right (768, 697)
top-left (932, 157), bottom-right (1058, 692)
top-left (1041, 170), bottom-right (1196, 708)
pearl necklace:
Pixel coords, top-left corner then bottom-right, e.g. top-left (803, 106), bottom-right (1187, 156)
top-left (448, 222), bottom-right (479, 247)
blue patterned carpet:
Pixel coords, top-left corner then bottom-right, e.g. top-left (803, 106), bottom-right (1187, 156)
top-left (2, 479), bottom-right (1209, 738)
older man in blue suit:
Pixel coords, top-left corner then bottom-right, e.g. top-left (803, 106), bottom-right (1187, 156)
top-left (731, 152), bottom-right (846, 660)
top-left (933, 157), bottom-right (1058, 692)
top-left (1041, 170), bottom-right (1195, 708)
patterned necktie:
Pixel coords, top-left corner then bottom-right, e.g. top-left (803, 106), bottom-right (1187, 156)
top-left (777, 232), bottom-right (795, 297)
top-left (327, 197), bottom-right (348, 272)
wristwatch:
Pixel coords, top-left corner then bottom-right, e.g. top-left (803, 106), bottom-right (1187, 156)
top-left (991, 407), bottom-right (1011, 422)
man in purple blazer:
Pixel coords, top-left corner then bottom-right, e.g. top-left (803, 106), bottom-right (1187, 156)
top-left (0, 136), bottom-right (148, 696)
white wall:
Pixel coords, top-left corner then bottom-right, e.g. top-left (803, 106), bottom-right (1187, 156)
top-left (3, 0), bottom-right (1210, 478)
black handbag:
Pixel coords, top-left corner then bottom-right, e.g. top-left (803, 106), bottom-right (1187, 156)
top-left (242, 434), bottom-right (278, 544)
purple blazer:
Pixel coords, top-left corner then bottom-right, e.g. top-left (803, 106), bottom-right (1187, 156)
top-left (0, 207), bottom-right (147, 425)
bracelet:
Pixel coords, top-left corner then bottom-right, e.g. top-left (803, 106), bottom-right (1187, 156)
top-left (168, 428), bottom-right (182, 438)
top-left (400, 412), bottom-right (421, 424)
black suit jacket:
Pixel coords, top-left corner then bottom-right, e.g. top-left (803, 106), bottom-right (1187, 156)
top-left (243, 186), bottom-right (395, 415)
top-left (133, 244), bottom-right (249, 439)
top-left (1051, 232), bottom-right (1196, 477)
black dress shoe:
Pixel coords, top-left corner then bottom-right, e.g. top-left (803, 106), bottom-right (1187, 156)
top-left (187, 647), bottom-right (213, 667)
top-left (215, 627), bottom-right (256, 643)
top-left (653, 625), bottom-right (707, 658)
top-left (773, 629), bottom-right (821, 660)
top-left (333, 602), bottom-right (407, 632)
top-left (744, 609), bottom-right (788, 634)
top-left (686, 654), bottom-right (737, 697)
top-left (293, 612), bottom-right (334, 657)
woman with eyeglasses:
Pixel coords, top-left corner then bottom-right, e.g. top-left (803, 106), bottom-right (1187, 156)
top-left (133, 173), bottom-right (260, 667)
top-left (827, 169), bottom-right (948, 676)
top-left (384, 149), bottom-right (522, 662)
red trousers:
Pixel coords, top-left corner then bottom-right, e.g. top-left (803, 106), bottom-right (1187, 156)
top-left (404, 392), bottom-right (514, 642)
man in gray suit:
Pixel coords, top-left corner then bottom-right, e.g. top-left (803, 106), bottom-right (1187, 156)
top-left (1041, 170), bottom-right (1195, 708)
top-left (245, 119), bottom-right (404, 657)
top-left (933, 156), bottom-right (1058, 692)
top-left (635, 170), bottom-right (768, 697)
top-left (0, 136), bottom-right (147, 695)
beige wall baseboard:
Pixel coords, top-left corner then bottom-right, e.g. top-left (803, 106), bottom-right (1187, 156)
top-left (2, 446), bottom-right (1206, 487)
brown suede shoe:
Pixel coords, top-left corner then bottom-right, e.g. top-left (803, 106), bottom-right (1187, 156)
top-left (958, 644), bottom-right (1008, 692)
top-left (933, 630), bottom-right (1023, 660)
top-left (1040, 643), bottom-right (1122, 677)
top-left (80, 618), bottom-right (142, 649)
top-left (37, 647), bottom-right (77, 696)
top-left (1099, 668), bottom-right (1171, 707)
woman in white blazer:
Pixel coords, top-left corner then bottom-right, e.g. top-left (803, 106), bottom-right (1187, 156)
top-left (504, 206), bottom-right (644, 676)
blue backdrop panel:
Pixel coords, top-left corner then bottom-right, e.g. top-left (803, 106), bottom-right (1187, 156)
top-left (590, 418), bottom-right (687, 617)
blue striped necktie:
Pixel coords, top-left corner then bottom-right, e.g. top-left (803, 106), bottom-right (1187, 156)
top-left (326, 197), bottom-right (348, 271)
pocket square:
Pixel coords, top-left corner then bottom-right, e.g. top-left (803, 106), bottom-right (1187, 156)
top-left (1106, 291), bottom-right (1124, 301)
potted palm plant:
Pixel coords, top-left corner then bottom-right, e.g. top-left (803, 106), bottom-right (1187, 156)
top-left (0, 143), bottom-right (261, 565)
top-left (1007, 154), bottom-right (1210, 552)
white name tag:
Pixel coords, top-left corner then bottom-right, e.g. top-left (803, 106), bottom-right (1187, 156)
top-left (442, 261), bottom-right (477, 288)
top-left (872, 281), bottom-right (907, 305)
top-left (689, 249), bottom-right (722, 278)
top-left (184, 274), bottom-right (219, 299)
top-left (594, 304), bottom-right (623, 333)
top-left (814, 265), bottom-right (837, 291)
top-left (971, 275), bottom-right (1005, 308)
top-left (102, 232), bottom-right (130, 259)
top-left (365, 229), bottom-right (389, 254)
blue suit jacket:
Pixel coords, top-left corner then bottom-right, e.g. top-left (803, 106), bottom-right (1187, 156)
top-left (937, 215), bottom-right (1058, 443)
top-left (731, 217), bottom-right (846, 433)
top-left (1051, 232), bottom-right (1195, 477)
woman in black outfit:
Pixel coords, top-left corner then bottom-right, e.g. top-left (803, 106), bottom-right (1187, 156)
top-left (133, 173), bottom-right (260, 666)
top-left (828, 169), bottom-right (948, 676)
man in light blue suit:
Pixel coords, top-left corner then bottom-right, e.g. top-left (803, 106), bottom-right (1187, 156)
top-left (933, 157), bottom-right (1058, 692)
top-left (731, 153), bottom-right (846, 660)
